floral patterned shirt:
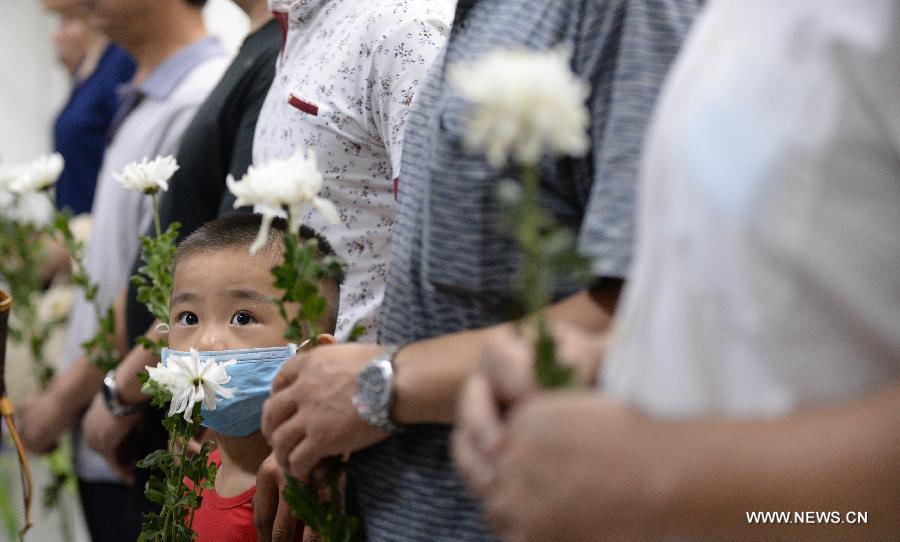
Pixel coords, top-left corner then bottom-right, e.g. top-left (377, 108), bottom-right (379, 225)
top-left (253, 0), bottom-right (454, 340)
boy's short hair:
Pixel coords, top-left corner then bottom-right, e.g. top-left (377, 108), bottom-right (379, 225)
top-left (174, 213), bottom-right (343, 333)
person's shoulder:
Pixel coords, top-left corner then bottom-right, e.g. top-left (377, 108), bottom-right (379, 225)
top-left (237, 19), bottom-right (281, 63)
top-left (363, 0), bottom-right (455, 39)
top-left (170, 54), bottom-right (232, 104)
top-left (357, 0), bottom-right (453, 63)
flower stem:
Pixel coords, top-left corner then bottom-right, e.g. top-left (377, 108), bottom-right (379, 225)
top-left (521, 165), bottom-right (548, 314)
top-left (151, 192), bottom-right (162, 239)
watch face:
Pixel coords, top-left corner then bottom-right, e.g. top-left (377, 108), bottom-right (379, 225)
top-left (358, 362), bottom-right (390, 413)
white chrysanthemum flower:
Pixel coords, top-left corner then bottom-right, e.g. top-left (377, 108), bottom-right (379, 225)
top-left (9, 152), bottom-right (64, 193)
top-left (5, 192), bottom-right (54, 228)
top-left (450, 47), bottom-right (590, 168)
top-left (227, 149), bottom-right (339, 254)
top-left (0, 188), bottom-right (14, 213)
top-left (0, 163), bottom-right (26, 192)
top-left (113, 155), bottom-right (179, 194)
top-left (38, 284), bottom-right (75, 322)
top-left (146, 348), bottom-right (236, 423)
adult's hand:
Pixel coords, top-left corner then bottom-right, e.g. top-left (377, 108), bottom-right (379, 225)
top-left (253, 452), bottom-right (299, 542)
top-left (81, 393), bottom-right (141, 485)
top-left (453, 324), bottom-right (606, 495)
top-left (261, 343), bottom-right (391, 481)
top-left (17, 390), bottom-right (78, 454)
top-left (452, 330), bottom-right (534, 495)
top-left (483, 392), bottom-right (663, 542)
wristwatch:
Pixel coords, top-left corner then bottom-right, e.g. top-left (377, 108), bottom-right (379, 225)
top-left (352, 346), bottom-right (401, 433)
top-left (101, 370), bottom-right (142, 416)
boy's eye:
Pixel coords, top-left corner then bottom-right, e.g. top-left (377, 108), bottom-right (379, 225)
top-left (231, 311), bottom-right (256, 326)
top-left (177, 312), bottom-right (199, 326)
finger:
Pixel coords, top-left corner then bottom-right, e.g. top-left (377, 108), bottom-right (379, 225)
top-left (261, 389), bottom-right (299, 441)
top-left (302, 526), bottom-right (322, 542)
top-left (465, 374), bottom-right (505, 455)
top-left (269, 416), bottom-right (307, 470)
top-left (271, 352), bottom-right (304, 393)
top-left (453, 376), bottom-right (502, 495)
top-left (452, 425), bottom-right (494, 497)
top-left (286, 438), bottom-right (320, 481)
top-left (253, 464), bottom-right (280, 542)
top-left (271, 490), bottom-right (299, 542)
top-left (550, 322), bottom-right (606, 384)
top-left (480, 336), bottom-right (537, 406)
top-left (186, 437), bottom-right (203, 457)
top-left (306, 461), bottom-right (328, 488)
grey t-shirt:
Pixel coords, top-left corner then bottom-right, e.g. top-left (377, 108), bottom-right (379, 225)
top-left (350, 0), bottom-right (700, 539)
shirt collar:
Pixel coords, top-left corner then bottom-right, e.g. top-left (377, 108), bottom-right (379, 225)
top-left (137, 36), bottom-right (224, 100)
top-left (108, 36), bottom-right (223, 139)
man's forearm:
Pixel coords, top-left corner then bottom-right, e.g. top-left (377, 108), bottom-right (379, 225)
top-left (654, 382), bottom-right (900, 540)
top-left (393, 288), bottom-right (619, 425)
top-left (55, 355), bottom-right (106, 417)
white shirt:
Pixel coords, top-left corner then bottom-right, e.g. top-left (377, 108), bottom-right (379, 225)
top-left (254, 0), bottom-right (454, 341)
top-left (604, 0), bottom-right (900, 417)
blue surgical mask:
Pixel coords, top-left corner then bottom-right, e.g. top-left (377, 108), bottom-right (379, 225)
top-left (161, 344), bottom-right (297, 437)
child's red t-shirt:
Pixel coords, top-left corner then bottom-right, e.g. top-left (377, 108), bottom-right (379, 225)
top-left (186, 449), bottom-right (259, 542)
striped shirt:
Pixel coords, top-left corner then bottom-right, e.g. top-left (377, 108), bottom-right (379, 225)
top-left (351, 0), bottom-right (699, 540)
top-left (63, 37), bottom-right (229, 482)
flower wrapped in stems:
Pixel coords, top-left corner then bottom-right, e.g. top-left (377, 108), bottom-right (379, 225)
top-left (451, 47), bottom-right (593, 388)
top-left (114, 155), bottom-right (182, 354)
top-left (0, 153), bottom-right (66, 385)
top-left (228, 150), bottom-right (359, 541)
top-left (138, 349), bottom-right (235, 542)
top-left (0, 153), bottom-right (78, 525)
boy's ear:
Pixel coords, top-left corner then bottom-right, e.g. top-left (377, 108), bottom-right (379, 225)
top-left (315, 333), bottom-right (336, 345)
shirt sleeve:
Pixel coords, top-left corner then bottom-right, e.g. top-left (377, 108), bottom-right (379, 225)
top-left (576, 0), bottom-right (699, 278)
top-left (368, 11), bottom-right (451, 180)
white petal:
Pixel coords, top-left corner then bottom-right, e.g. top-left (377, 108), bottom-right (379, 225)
top-left (313, 197), bottom-right (340, 224)
top-left (250, 213), bottom-right (275, 254)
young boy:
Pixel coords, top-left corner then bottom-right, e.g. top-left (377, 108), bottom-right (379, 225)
top-left (165, 214), bottom-right (342, 541)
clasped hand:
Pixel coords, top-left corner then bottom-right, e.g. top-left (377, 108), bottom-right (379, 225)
top-left (261, 343), bottom-right (391, 481)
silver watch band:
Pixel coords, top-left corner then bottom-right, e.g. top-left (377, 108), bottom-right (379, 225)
top-left (102, 370), bottom-right (141, 416)
top-left (353, 346), bottom-right (402, 433)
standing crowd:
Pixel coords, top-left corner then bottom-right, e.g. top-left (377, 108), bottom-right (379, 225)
top-left (13, 0), bottom-right (900, 541)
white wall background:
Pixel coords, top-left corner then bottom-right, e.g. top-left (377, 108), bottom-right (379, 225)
top-left (0, 0), bottom-right (249, 166)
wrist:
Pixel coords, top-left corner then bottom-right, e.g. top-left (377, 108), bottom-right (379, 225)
top-left (353, 345), bottom-right (402, 433)
top-left (391, 344), bottom-right (413, 424)
top-left (114, 368), bottom-right (146, 406)
top-left (391, 343), bottom-right (436, 425)
top-left (103, 370), bottom-right (143, 416)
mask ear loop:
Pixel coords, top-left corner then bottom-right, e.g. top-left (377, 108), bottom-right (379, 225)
top-left (295, 340), bottom-right (309, 353)
top-left (155, 322), bottom-right (170, 335)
